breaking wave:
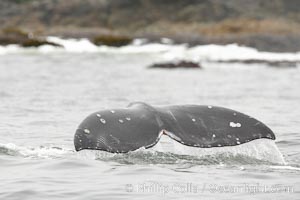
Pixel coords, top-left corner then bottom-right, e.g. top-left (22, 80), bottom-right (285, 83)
top-left (0, 37), bottom-right (300, 65)
top-left (0, 136), bottom-right (287, 167)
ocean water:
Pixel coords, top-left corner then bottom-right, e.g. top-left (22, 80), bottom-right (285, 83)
top-left (0, 39), bottom-right (300, 199)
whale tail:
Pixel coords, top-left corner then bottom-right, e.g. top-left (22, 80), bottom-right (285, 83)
top-left (74, 102), bottom-right (275, 153)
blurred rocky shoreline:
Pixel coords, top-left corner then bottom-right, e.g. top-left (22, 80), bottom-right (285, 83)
top-left (1, 0), bottom-right (300, 52)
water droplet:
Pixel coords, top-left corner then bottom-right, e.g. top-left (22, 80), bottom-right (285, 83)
top-left (212, 134), bottom-right (216, 138)
top-left (111, 110), bottom-right (115, 114)
top-left (100, 118), bottom-right (106, 124)
top-left (233, 113), bottom-right (237, 116)
top-left (217, 144), bottom-right (222, 147)
top-left (84, 129), bottom-right (90, 134)
top-left (208, 105), bottom-right (212, 109)
top-left (96, 114), bottom-right (101, 117)
top-left (227, 135), bottom-right (232, 138)
top-left (237, 141), bottom-right (241, 144)
top-left (236, 138), bottom-right (239, 141)
top-left (119, 119), bottom-right (124, 123)
top-left (126, 117), bottom-right (131, 121)
top-left (192, 118), bottom-right (196, 122)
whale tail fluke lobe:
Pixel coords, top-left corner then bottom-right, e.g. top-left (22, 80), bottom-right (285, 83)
top-left (74, 102), bottom-right (275, 153)
top-left (155, 105), bottom-right (275, 148)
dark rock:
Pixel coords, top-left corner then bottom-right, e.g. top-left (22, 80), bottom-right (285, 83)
top-left (93, 35), bottom-right (132, 47)
top-left (216, 59), bottom-right (299, 68)
top-left (21, 39), bottom-right (61, 47)
top-left (148, 60), bottom-right (202, 69)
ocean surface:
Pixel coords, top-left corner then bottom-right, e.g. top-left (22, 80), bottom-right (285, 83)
top-left (0, 38), bottom-right (300, 199)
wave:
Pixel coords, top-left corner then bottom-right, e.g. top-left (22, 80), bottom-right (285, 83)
top-left (0, 136), bottom-right (286, 167)
top-left (0, 37), bottom-right (300, 64)
top-left (147, 135), bottom-right (286, 165)
top-left (270, 165), bottom-right (300, 171)
top-left (0, 143), bottom-right (74, 158)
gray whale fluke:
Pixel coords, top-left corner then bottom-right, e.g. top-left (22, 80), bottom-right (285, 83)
top-left (74, 102), bottom-right (275, 153)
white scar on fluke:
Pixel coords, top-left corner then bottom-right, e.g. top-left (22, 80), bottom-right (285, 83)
top-left (230, 122), bottom-right (242, 128)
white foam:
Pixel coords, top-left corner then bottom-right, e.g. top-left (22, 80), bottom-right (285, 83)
top-left (186, 44), bottom-right (300, 62)
top-left (0, 37), bottom-right (299, 67)
top-left (117, 43), bottom-right (187, 54)
top-left (0, 137), bottom-right (286, 165)
top-left (0, 143), bottom-right (73, 158)
top-left (75, 149), bottom-right (116, 160)
top-left (270, 165), bottom-right (300, 171)
top-left (0, 44), bottom-right (23, 54)
top-left (147, 135), bottom-right (286, 164)
top-left (46, 37), bottom-right (186, 54)
top-left (46, 36), bottom-right (98, 52)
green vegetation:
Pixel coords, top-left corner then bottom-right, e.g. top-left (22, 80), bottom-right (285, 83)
top-left (0, 27), bottom-right (60, 47)
top-left (2, 27), bottom-right (28, 38)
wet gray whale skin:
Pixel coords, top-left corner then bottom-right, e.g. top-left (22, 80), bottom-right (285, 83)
top-left (74, 102), bottom-right (275, 153)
